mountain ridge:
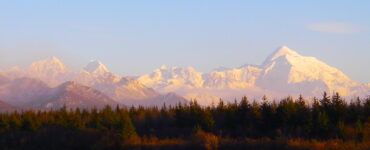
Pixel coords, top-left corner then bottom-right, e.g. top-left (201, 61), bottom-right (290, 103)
top-left (136, 46), bottom-right (368, 104)
top-left (0, 46), bottom-right (368, 107)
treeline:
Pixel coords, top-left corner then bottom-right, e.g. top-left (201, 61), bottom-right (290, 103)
top-left (0, 92), bottom-right (369, 150)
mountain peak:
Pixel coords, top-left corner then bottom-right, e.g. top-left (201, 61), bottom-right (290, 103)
top-left (42, 56), bottom-right (65, 66)
top-left (272, 46), bottom-right (300, 59)
top-left (28, 56), bottom-right (68, 73)
top-left (84, 60), bottom-right (109, 74)
top-left (160, 65), bottom-right (168, 70)
top-left (49, 56), bottom-right (61, 62)
top-left (43, 56), bottom-right (64, 65)
top-left (263, 46), bottom-right (301, 64)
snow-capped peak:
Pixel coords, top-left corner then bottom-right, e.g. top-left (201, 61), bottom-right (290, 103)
top-left (137, 65), bottom-right (204, 91)
top-left (25, 57), bottom-right (71, 87)
top-left (160, 65), bottom-right (168, 70)
top-left (84, 60), bottom-right (109, 74)
top-left (28, 56), bottom-right (68, 74)
top-left (49, 56), bottom-right (61, 62)
top-left (264, 46), bottom-right (301, 63)
top-left (257, 46), bottom-right (357, 96)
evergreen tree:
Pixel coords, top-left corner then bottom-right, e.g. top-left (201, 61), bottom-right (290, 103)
top-left (118, 109), bottom-right (137, 140)
top-left (320, 92), bottom-right (331, 110)
top-left (21, 111), bottom-right (39, 131)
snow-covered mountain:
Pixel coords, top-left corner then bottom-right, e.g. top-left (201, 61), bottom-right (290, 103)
top-left (76, 60), bottom-right (121, 86)
top-left (84, 60), bottom-right (110, 75)
top-left (0, 58), bottom-right (187, 108)
top-left (27, 57), bottom-right (72, 87)
top-left (0, 46), bottom-right (368, 108)
top-left (203, 65), bottom-right (261, 89)
top-left (256, 46), bottom-right (359, 96)
top-left (137, 46), bottom-right (369, 104)
top-left (92, 77), bottom-right (160, 103)
top-left (4, 58), bottom-right (121, 87)
top-left (137, 65), bottom-right (204, 92)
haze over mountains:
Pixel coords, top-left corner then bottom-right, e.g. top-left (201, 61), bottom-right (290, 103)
top-left (0, 46), bottom-right (368, 109)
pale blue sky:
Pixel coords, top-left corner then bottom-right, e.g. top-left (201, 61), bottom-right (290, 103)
top-left (0, 1), bottom-right (369, 83)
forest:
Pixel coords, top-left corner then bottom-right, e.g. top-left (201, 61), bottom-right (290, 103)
top-left (0, 92), bottom-right (369, 150)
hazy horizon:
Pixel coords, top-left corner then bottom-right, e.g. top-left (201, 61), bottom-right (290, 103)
top-left (0, 1), bottom-right (369, 83)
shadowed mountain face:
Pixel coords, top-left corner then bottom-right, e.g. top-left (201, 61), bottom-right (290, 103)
top-left (0, 78), bottom-right (50, 107)
top-left (30, 81), bottom-right (119, 109)
top-left (0, 76), bottom-right (184, 109)
top-left (0, 78), bottom-right (118, 109)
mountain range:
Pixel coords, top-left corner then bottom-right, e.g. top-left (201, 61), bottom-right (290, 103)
top-left (137, 46), bottom-right (369, 105)
top-left (0, 46), bottom-right (368, 109)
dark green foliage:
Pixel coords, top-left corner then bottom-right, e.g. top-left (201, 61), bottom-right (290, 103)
top-left (0, 93), bottom-right (368, 149)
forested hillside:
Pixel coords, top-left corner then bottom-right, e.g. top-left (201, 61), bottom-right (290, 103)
top-left (0, 92), bottom-right (369, 150)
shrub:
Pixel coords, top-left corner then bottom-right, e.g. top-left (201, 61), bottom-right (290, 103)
top-left (192, 130), bottom-right (219, 150)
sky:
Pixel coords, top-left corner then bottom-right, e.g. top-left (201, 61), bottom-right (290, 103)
top-left (0, 1), bottom-right (369, 83)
